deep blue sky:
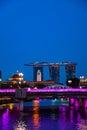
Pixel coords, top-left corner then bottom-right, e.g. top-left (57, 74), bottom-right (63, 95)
top-left (0, 0), bottom-right (87, 83)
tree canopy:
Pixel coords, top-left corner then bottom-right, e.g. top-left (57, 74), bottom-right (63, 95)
top-left (66, 78), bottom-right (80, 88)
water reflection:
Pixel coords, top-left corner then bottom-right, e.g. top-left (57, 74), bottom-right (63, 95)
top-left (0, 103), bottom-right (14, 110)
top-left (8, 103), bottom-right (14, 110)
top-left (2, 109), bottom-right (10, 130)
top-left (32, 100), bottom-right (40, 130)
top-left (14, 121), bottom-right (28, 130)
top-left (0, 100), bottom-right (87, 130)
top-left (77, 119), bottom-right (87, 130)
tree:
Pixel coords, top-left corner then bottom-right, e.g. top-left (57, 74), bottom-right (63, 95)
top-left (66, 78), bottom-right (80, 88)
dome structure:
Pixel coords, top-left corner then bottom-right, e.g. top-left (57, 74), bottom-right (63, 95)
top-left (8, 72), bottom-right (25, 84)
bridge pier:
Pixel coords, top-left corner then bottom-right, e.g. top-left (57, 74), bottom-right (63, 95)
top-left (19, 100), bottom-right (24, 111)
top-left (15, 88), bottom-right (27, 111)
top-left (84, 99), bottom-right (87, 108)
top-left (69, 98), bottom-right (87, 108)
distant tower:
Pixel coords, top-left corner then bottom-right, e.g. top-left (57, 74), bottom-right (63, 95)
top-left (49, 65), bottom-right (60, 83)
top-left (37, 70), bottom-right (41, 81)
top-left (33, 66), bottom-right (43, 81)
top-left (65, 64), bottom-right (77, 80)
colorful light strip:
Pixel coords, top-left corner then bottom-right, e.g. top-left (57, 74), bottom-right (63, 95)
top-left (27, 88), bottom-right (87, 93)
top-left (0, 88), bottom-right (87, 93)
top-left (0, 89), bottom-right (16, 93)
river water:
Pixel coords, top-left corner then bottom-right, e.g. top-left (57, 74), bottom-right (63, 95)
top-left (0, 99), bottom-right (87, 130)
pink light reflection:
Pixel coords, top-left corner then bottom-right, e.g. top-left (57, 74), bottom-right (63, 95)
top-left (75, 99), bottom-right (79, 107)
top-left (84, 99), bottom-right (87, 108)
top-left (70, 98), bottom-right (75, 106)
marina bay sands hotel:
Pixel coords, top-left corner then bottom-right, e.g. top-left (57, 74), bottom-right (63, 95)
top-left (25, 62), bottom-right (77, 84)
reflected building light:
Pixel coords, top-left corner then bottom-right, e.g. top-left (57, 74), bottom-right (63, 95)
top-left (33, 100), bottom-right (40, 129)
top-left (33, 100), bottom-right (40, 110)
top-left (75, 99), bottom-right (79, 107)
top-left (33, 113), bottom-right (40, 128)
top-left (70, 98), bottom-right (75, 106)
top-left (58, 106), bottom-right (66, 129)
top-left (77, 119), bottom-right (87, 130)
top-left (84, 99), bottom-right (87, 108)
top-left (8, 103), bottom-right (14, 110)
top-left (84, 108), bottom-right (87, 118)
top-left (51, 113), bottom-right (57, 120)
top-left (15, 121), bottom-right (28, 130)
top-left (2, 109), bottom-right (10, 130)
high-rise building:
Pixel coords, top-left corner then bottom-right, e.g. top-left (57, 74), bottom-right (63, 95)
top-left (33, 66), bottom-right (43, 81)
top-left (65, 64), bottom-right (76, 80)
top-left (25, 62), bottom-right (77, 84)
top-left (37, 70), bottom-right (42, 81)
top-left (49, 65), bottom-right (60, 83)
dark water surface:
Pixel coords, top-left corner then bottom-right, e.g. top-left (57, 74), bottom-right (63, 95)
top-left (0, 99), bottom-right (87, 130)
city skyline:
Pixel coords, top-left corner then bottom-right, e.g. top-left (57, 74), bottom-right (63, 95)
top-left (0, 61), bottom-right (79, 85)
top-left (0, 0), bottom-right (87, 82)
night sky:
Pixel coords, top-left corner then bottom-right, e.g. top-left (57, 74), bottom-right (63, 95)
top-left (0, 0), bottom-right (87, 83)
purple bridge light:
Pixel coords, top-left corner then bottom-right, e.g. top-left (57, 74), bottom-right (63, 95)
top-left (26, 88), bottom-right (87, 93)
top-left (0, 88), bottom-right (87, 93)
top-left (0, 89), bottom-right (16, 93)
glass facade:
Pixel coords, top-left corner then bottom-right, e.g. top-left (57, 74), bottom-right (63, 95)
top-left (65, 65), bottom-right (76, 80)
top-left (49, 66), bottom-right (60, 83)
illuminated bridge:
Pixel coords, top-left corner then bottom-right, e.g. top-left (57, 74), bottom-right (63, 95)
top-left (0, 88), bottom-right (87, 99)
top-left (0, 88), bottom-right (87, 110)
